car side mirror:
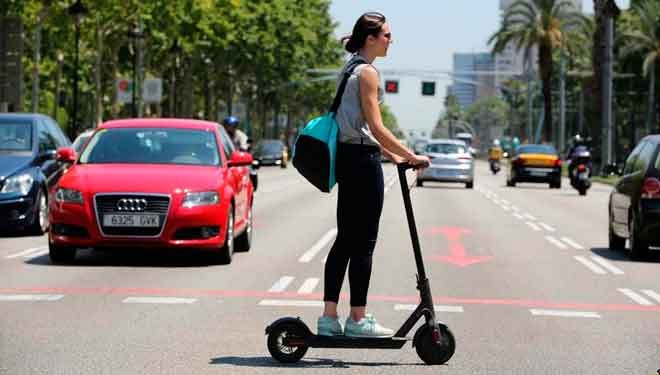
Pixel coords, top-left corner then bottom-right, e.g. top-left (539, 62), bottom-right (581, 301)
top-left (56, 147), bottom-right (77, 163)
top-left (228, 151), bottom-right (253, 167)
top-left (39, 149), bottom-right (57, 160)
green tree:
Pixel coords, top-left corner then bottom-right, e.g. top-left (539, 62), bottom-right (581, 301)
top-left (464, 96), bottom-right (510, 143)
top-left (489, 0), bottom-right (584, 143)
top-left (621, 0), bottom-right (660, 134)
top-left (380, 103), bottom-right (402, 138)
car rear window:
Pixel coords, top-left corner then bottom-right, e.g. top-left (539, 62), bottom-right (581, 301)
top-left (0, 121), bottom-right (32, 151)
top-left (79, 128), bottom-right (220, 166)
top-left (517, 145), bottom-right (557, 155)
top-left (426, 143), bottom-right (466, 154)
top-left (256, 140), bottom-right (284, 154)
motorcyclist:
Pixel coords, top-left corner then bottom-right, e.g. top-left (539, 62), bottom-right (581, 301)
top-left (566, 134), bottom-right (590, 178)
top-left (222, 115), bottom-right (249, 151)
top-left (488, 139), bottom-right (503, 162)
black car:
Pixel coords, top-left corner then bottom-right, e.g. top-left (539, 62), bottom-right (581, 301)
top-left (0, 113), bottom-right (71, 234)
top-left (609, 135), bottom-right (660, 259)
top-left (253, 139), bottom-right (288, 168)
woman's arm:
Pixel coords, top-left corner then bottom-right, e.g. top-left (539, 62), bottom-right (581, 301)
top-left (359, 66), bottom-right (426, 165)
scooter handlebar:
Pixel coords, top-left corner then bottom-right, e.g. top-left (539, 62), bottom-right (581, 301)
top-left (397, 161), bottom-right (430, 172)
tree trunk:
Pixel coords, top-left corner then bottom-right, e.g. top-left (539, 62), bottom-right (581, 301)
top-left (31, 8), bottom-right (47, 113)
top-left (94, 20), bottom-right (104, 126)
top-left (539, 43), bottom-right (553, 144)
top-left (591, 0), bottom-right (607, 163)
top-left (647, 63), bottom-right (655, 135)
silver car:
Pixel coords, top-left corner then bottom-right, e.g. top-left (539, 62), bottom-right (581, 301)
top-left (416, 139), bottom-right (474, 189)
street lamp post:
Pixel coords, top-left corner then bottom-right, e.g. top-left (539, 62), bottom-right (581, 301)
top-left (53, 51), bottom-right (64, 120)
top-left (168, 40), bottom-right (182, 117)
top-left (128, 21), bottom-right (144, 118)
top-left (68, 0), bottom-right (87, 135)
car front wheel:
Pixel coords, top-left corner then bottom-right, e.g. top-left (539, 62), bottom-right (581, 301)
top-left (629, 213), bottom-right (650, 260)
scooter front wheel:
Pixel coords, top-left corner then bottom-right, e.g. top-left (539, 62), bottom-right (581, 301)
top-left (413, 323), bottom-right (456, 365)
top-left (266, 320), bottom-right (310, 363)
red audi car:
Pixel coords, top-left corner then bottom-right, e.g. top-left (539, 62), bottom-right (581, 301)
top-left (48, 119), bottom-right (254, 264)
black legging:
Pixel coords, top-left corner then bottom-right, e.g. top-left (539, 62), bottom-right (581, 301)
top-left (323, 142), bottom-right (384, 307)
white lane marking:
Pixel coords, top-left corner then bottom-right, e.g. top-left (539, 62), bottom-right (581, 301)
top-left (258, 299), bottom-right (324, 307)
top-left (574, 256), bottom-right (606, 275)
top-left (394, 304), bottom-right (464, 313)
top-left (526, 222), bottom-right (541, 231)
top-left (522, 213), bottom-right (537, 221)
top-left (545, 236), bottom-right (568, 249)
top-left (24, 249), bottom-right (48, 259)
top-left (618, 289), bottom-right (654, 306)
top-left (0, 294), bottom-right (64, 302)
top-left (298, 228), bottom-right (338, 263)
top-left (511, 206), bottom-right (520, 212)
top-left (5, 246), bottom-right (48, 259)
top-left (560, 237), bottom-right (584, 250)
top-left (538, 222), bottom-right (555, 232)
top-left (501, 205), bottom-right (511, 212)
top-left (384, 173), bottom-right (398, 194)
top-left (590, 256), bottom-right (624, 275)
top-left (530, 309), bottom-right (601, 318)
top-left (297, 278), bottom-right (320, 294)
top-left (641, 290), bottom-right (660, 304)
top-left (492, 198), bottom-right (502, 205)
top-left (512, 213), bottom-right (524, 220)
top-left (122, 297), bottom-right (197, 304)
top-left (269, 276), bottom-right (295, 293)
top-left (500, 200), bottom-right (510, 205)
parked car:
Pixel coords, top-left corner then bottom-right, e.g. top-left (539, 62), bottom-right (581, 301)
top-left (506, 144), bottom-right (562, 188)
top-left (253, 139), bottom-right (288, 168)
top-left (609, 135), bottom-right (660, 259)
top-left (417, 139), bottom-right (474, 189)
top-left (48, 118), bottom-right (254, 264)
top-left (72, 129), bottom-right (94, 153)
top-left (0, 113), bottom-right (72, 234)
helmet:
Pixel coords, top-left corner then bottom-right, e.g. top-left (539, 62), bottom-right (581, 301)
top-left (222, 116), bottom-right (240, 127)
top-left (493, 139), bottom-right (500, 147)
top-left (573, 134), bottom-right (582, 143)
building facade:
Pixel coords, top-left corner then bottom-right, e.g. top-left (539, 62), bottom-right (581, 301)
top-left (451, 52), bottom-right (495, 109)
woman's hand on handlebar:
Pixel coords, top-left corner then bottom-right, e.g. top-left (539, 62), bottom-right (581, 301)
top-left (407, 154), bottom-right (430, 169)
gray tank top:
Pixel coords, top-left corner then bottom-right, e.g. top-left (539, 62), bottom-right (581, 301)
top-left (335, 55), bottom-right (383, 147)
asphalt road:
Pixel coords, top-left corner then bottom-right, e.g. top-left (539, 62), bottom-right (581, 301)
top-left (1, 161), bottom-right (659, 374)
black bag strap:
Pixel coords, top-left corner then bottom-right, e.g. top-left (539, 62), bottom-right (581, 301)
top-left (329, 58), bottom-right (367, 114)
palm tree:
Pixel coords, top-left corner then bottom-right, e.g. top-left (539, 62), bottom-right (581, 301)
top-left (621, 0), bottom-right (660, 134)
top-left (489, 0), bottom-right (584, 143)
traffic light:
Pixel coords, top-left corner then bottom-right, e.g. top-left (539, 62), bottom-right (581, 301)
top-left (385, 80), bottom-right (399, 94)
top-left (421, 81), bottom-right (436, 96)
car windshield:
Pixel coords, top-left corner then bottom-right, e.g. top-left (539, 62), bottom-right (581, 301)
top-left (256, 141), bottom-right (283, 154)
top-left (426, 143), bottom-right (466, 154)
top-left (72, 133), bottom-right (92, 153)
top-left (517, 145), bottom-right (557, 155)
top-left (0, 121), bottom-right (32, 152)
top-left (79, 128), bottom-right (220, 166)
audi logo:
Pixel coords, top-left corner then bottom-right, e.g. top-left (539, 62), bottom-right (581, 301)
top-left (116, 198), bottom-right (148, 212)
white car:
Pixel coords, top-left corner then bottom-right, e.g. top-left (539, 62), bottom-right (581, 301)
top-left (417, 139), bottom-right (474, 189)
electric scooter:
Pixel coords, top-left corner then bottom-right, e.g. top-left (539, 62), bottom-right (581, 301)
top-left (265, 162), bottom-right (456, 365)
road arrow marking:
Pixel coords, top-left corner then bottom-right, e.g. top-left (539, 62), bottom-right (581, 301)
top-left (431, 227), bottom-right (492, 267)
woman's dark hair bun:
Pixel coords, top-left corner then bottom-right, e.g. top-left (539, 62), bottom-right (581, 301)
top-left (342, 12), bottom-right (386, 54)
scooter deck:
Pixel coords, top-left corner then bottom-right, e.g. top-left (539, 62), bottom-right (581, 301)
top-left (298, 335), bottom-right (409, 349)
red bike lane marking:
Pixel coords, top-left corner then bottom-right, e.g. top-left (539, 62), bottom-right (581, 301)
top-left (426, 226), bottom-right (493, 267)
top-left (1, 286), bottom-right (660, 313)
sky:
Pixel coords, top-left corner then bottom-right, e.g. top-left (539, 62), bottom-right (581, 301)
top-left (328, 0), bottom-right (630, 134)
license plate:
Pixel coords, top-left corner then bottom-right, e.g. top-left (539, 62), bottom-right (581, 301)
top-left (103, 214), bottom-right (159, 227)
top-left (529, 170), bottom-right (549, 176)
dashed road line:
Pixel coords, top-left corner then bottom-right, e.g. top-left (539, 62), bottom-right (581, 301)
top-left (522, 213), bottom-right (537, 221)
top-left (545, 236), bottom-right (568, 249)
top-left (560, 237), bottom-right (584, 250)
top-left (269, 276), bottom-right (295, 293)
top-left (512, 213), bottom-right (524, 220)
top-left (122, 297), bottom-right (197, 304)
top-left (589, 256), bottom-right (624, 275)
top-left (618, 289), bottom-right (654, 306)
top-left (530, 309), bottom-right (601, 319)
top-left (511, 205), bottom-right (520, 212)
top-left (394, 304), bottom-right (464, 313)
top-left (526, 222), bottom-right (542, 231)
top-left (5, 246), bottom-right (48, 259)
top-left (297, 278), bottom-right (320, 294)
top-left (258, 299), bottom-right (324, 307)
top-left (0, 294), bottom-right (64, 302)
top-left (642, 290), bottom-right (660, 304)
top-left (574, 256), bottom-right (607, 275)
top-left (538, 222), bottom-right (555, 232)
top-left (299, 228), bottom-right (337, 263)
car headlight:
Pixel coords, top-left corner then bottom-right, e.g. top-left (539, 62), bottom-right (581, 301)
top-left (55, 188), bottom-right (84, 204)
top-left (0, 173), bottom-right (34, 195)
top-left (182, 191), bottom-right (219, 208)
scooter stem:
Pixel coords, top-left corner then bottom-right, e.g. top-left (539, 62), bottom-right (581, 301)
top-left (397, 163), bottom-right (428, 282)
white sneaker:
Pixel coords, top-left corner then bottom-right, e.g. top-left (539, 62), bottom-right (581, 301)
top-left (344, 314), bottom-right (394, 338)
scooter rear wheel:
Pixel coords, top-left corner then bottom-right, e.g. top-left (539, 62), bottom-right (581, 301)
top-left (267, 321), bottom-right (309, 363)
top-left (414, 323), bottom-right (456, 365)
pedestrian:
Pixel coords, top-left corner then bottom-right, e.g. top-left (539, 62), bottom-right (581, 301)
top-left (318, 11), bottom-right (430, 338)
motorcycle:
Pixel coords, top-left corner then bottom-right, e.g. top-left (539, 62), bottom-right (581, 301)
top-left (489, 159), bottom-right (501, 174)
top-left (569, 146), bottom-right (591, 196)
